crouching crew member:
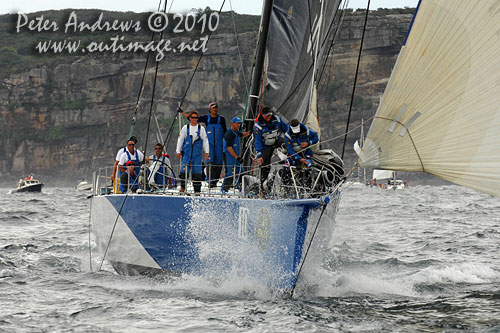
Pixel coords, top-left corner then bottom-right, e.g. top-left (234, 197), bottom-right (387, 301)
top-left (176, 110), bottom-right (210, 193)
top-left (285, 118), bottom-right (319, 167)
top-left (148, 143), bottom-right (174, 188)
top-left (119, 161), bottom-right (140, 193)
top-left (222, 117), bottom-right (250, 192)
top-left (254, 106), bottom-right (289, 185)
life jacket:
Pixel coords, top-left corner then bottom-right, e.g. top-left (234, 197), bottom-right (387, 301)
top-left (182, 124), bottom-right (202, 165)
top-left (205, 115), bottom-right (224, 164)
top-left (119, 172), bottom-right (139, 193)
top-left (255, 115), bottom-right (283, 146)
top-left (286, 125), bottom-right (311, 153)
top-left (152, 154), bottom-right (168, 185)
top-left (124, 149), bottom-right (141, 176)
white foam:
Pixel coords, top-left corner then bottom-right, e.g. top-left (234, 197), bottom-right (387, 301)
top-left (411, 262), bottom-right (497, 284)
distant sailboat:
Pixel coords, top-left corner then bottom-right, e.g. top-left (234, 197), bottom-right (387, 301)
top-left (355, 0), bottom-right (500, 197)
top-left (370, 169), bottom-right (407, 190)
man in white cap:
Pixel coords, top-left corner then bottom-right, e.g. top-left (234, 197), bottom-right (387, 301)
top-left (222, 116), bottom-right (250, 192)
top-left (285, 118), bottom-right (319, 166)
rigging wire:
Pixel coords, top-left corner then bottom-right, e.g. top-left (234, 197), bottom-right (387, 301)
top-left (274, 1), bottom-right (345, 116)
top-left (97, 0), bottom-right (168, 272)
top-left (306, 0), bottom-right (317, 75)
top-left (127, 0), bottom-right (165, 139)
top-left (317, 0), bottom-right (349, 84)
top-left (290, 204), bottom-right (327, 297)
top-left (229, 0), bottom-right (249, 89)
top-left (341, 0), bottom-right (371, 159)
top-left (142, 28), bottom-right (167, 163)
top-left (160, 0), bottom-right (227, 156)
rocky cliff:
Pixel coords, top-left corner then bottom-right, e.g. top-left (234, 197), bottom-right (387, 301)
top-left (0, 8), bottom-right (414, 185)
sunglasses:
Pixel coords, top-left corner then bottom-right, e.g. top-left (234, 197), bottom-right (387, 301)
top-left (155, 147), bottom-right (162, 150)
top-left (128, 143), bottom-right (135, 146)
top-left (190, 116), bottom-right (199, 119)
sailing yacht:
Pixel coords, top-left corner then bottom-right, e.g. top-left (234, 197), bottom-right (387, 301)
top-left (90, 0), bottom-right (345, 290)
top-left (370, 169), bottom-right (407, 190)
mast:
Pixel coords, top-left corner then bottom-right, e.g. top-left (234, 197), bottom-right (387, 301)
top-left (245, 0), bottom-right (274, 124)
top-left (242, 0), bottom-right (273, 164)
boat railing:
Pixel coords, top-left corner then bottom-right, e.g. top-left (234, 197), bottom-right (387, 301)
top-left (92, 160), bottom-right (342, 199)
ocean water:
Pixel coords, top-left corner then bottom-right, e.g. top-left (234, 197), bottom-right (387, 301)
top-left (1, 185), bottom-right (499, 332)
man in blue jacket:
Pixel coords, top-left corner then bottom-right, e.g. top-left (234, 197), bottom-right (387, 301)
top-left (285, 118), bottom-right (319, 167)
top-left (254, 106), bottom-right (289, 187)
top-left (222, 117), bottom-right (250, 192)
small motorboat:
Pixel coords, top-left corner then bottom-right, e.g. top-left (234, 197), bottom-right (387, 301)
top-left (16, 175), bottom-right (43, 193)
top-left (76, 181), bottom-right (93, 191)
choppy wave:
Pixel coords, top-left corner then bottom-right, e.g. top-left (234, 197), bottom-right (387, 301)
top-left (0, 186), bottom-right (499, 331)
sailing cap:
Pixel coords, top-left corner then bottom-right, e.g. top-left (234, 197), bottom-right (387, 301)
top-left (129, 136), bottom-right (138, 143)
top-left (262, 106), bottom-right (274, 116)
top-left (232, 117), bottom-right (242, 123)
top-left (289, 119), bottom-right (301, 133)
top-left (291, 124), bottom-right (301, 134)
top-left (209, 102), bottom-right (218, 108)
top-left (126, 161), bottom-right (135, 166)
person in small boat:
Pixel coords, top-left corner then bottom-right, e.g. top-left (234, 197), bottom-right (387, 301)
top-left (119, 160), bottom-right (139, 193)
top-left (285, 119), bottom-right (319, 167)
top-left (111, 136), bottom-right (137, 182)
top-left (254, 106), bottom-right (289, 188)
top-left (148, 143), bottom-right (174, 188)
top-left (179, 102), bottom-right (226, 188)
top-left (176, 110), bottom-right (210, 193)
top-left (221, 117), bottom-right (251, 192)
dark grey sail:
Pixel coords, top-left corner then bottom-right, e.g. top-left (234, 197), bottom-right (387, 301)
top-left (262, 0), bottom-right (341, 126)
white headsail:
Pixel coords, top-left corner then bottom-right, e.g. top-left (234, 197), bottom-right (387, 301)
top-left (357, 0), bottom-right (500, 197)
top-left (372, 169), bottom-right (393, 181)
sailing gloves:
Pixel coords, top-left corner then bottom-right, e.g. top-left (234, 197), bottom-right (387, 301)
top-left (177, 106), bottom-right (183, 113)
top-left (237, 157), bottom-right (243, 164)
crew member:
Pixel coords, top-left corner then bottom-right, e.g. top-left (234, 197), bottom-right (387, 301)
top-left (111, 136), bottom-right (137, 182)
top-left (119, 161), bottom-right (140, 193)
top-left (285, 118), bottom-right (319, 167)
top-left (179, 102), bottom-right (226, 187)
top-left (254, 106), bottom-right (289, 187)
top-left (176, 110), bottom-right (210, 193)
top-left (148, 143), bottom-right (174, 188)
top-left (118, 138), bottom-right (144, 176)
top-left (222, 117), bottom-right (250, 192)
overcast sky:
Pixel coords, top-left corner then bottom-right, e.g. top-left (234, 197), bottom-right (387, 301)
top-left (2, 0), bottom-right (419, 15)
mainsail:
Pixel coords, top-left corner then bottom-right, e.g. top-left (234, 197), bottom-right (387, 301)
top-left (356, 0), bottom-right (500, 197)
top-left (259, 0), bottom-right (341, 136)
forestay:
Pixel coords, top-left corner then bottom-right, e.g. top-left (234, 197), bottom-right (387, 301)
top-left (356, 0), bottom-right (500, 197)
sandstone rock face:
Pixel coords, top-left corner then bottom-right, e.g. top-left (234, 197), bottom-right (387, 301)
top-left (0, 10), bottom-right (412, 183)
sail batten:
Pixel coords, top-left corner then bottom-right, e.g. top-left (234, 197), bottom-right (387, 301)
top-left (358, 0), bottom-right (500, 197)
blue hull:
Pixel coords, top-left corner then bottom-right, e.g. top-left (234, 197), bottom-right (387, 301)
top-left (91, 193), bottom-right (340, 289)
